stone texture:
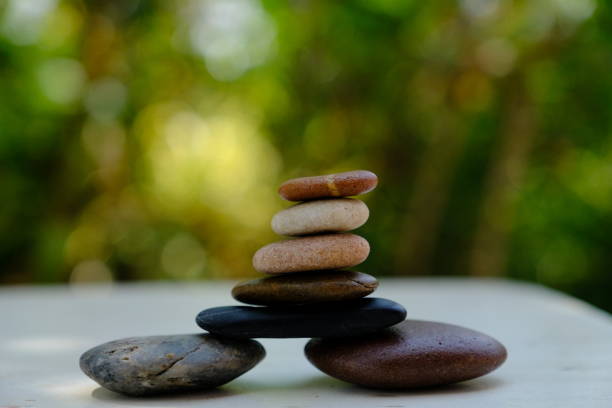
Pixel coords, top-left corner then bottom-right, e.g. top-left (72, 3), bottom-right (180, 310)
top-left (278, 170), bottom-right (378, 201)
top-left (271, 198), bottom-right (369, 236)
top-left (252, 233), bottom-right (370, 274)
top-left (305, 319), bottom-right (507, 389)
top-left (232, 270), bottom-right (378, 305)
top-left (79, 334), bottom-right (265, 396)
top-left (196, 298), bottom-right (406, 338)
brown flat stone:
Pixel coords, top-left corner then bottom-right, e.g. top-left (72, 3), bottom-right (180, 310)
top-left (252, 234), bottom-right (370, 274)
top-left (305, 320), bottom-right (507, 389)
top-left (278, 170), bottom-right (378, 201)
top-left (232, 270), bottom-right (379, 305)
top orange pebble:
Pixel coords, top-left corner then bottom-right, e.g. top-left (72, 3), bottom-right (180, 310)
top-left (278, 170), bottom-right (378, 201)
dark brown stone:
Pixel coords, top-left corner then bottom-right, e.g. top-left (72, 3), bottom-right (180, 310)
top-left (232, 270), bottom-right (378, 305)
top-left (278, 170), bottom-right (378, 201)
top-left (305, 320), bottom-right (507, 389)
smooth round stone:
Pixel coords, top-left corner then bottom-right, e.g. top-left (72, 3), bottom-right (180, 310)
top-left (196, 298), bottom-right (406, 338)
top-left (79, 334), bottom-right (265, 396)
top-left (305, 320), bottom-right (507, 389)
top-left (279, 170), bottom-right (378, 201)
top-left (252, 233), bottom-right (370, 274)
top-left (272, 198), bottom-right (369, 236)
top-left (232, 270), bottom-right (378, 305)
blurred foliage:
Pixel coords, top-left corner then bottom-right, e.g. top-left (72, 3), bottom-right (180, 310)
top-left (1, 0), bottom-right (612, 311)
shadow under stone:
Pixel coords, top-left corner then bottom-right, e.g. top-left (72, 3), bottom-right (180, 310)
top-left (90, 375), bottom-right (505, 404)
top-left (229, 374), bottom-right (344, 392)
top-left (346, 376), bottom-right (506, 397)
top-left (91, 386), bottom-right (235, 405)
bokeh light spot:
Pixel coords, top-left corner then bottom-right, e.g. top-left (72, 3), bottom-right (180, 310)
top-left (161, 233), bottom-right (207, 279)
top-left (185, 0), bottom-right (276, 81)
top-left (37, 58), bottom-right (85, 105)
top-left (477, 38), bottom-right (517, 77)
top-left (70, 259), bottom-right (114, 284)
top-left (84, 77), bottom-right (127, 122)
top-left (0, 0), bottom-right (57, 45)
top-left (136, 103), bottom-right (281, 228)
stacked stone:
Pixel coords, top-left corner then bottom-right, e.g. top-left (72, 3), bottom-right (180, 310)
top-left (79, 169), bottom-right (508, 396)
top-left (195, 170), bottom-right (408, 338)
top-left (196, 169), bottom-right (507, 388)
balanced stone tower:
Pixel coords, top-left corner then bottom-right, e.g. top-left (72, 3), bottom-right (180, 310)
top-left (196, 170), bottom-right (408, 338)
top-left (196, 169), bottom-right (506, 389)
top-left (79, 169), bottom-right (507, 396)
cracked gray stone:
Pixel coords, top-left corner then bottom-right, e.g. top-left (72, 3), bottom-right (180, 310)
top-left (79, 334), bottom-right (265, 396)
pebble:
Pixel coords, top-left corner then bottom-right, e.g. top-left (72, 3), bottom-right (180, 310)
top-left (305, 320), bottom-right (507, 389)
top-left (196, 298), bottom-right (406, 338)
top-left (279, 170), bottom-right (378, 201)
top-left (272, 198), bottom-right (369, 236)
top-left (79, 334), bottom-right (265, 396)
top-left (232, 270), bottom-right (378, 305)
top-left (252, 233), bottom-right (370, 274)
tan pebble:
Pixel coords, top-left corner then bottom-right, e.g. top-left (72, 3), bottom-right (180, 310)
top-left (252, 233), bottom-right (370, 274)
top-left (271, 198), bottom-right (369, 236)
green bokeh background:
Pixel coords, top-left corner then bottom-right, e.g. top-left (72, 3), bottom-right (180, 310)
top-left (1, 0), bottom-right (611, 311)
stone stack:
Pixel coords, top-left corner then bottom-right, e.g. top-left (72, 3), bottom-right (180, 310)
top-left (196, 170), bottom-right (408, 338)
top-left (196, 169), bottom-right (507, 389)
top-left (79, 169), bottom-right (508, 396)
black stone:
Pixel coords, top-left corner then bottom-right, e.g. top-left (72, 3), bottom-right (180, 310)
top-left (79, 334), bottom-right (265, 396)
top-left (195, 298), bottom-right (407, 338)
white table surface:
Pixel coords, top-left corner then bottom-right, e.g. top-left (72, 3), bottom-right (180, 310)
top-left (1, 278), bottom-right (611, 407)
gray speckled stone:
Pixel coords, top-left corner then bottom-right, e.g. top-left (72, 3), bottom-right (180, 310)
top-left (79, 334), bottom-right (265, 396)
